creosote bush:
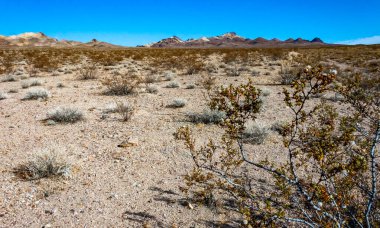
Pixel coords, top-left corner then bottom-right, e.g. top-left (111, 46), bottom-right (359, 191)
top-left (176, 67), bottom-right (380, 227)
top-left (201, 74), bottom-right (217, 90)
top-left (13, 149), bottom-right (70, 180)
top-left (102, 73), bottom-right (141, 95)
top-left (77, 62), bottom-right (98, 80)
top-left (46, 107), bottom-right (84, 123)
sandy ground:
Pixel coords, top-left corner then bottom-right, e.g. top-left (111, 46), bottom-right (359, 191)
top-left (0, 58), bottom-right (301, 227)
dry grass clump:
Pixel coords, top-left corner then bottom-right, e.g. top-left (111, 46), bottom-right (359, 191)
top-left (13, 149), bottom-right (70, 180)
top-left (146, 84), bottom-right (159, 94)
top-left (186, 60), bottom-right (205, 75)
top-left (102, 73), bottom-right (141, 95)
top-left (225, 65), bottom-right (241, 76)
top-left (22, 88), bottom-right (49, 100)
top-left (271, 121), bottom-right (287, 135)
top-left (260, 87), bottom-right (271, 97)
top-left (104, 101), bottom-right (134, 121)
top-left (168, 98), bottom-right (187, 108)
top-left (242, 121), bottom-right (269, 145)
top-left (0, 91), bottom-right (9, 100)
top-left (251, 70), bottom-right (260, 76)
top-left (205, 63), bottom-right (218, 73)
top-left (46, 107), bottom-right (84, 123)
top-left (8, 89), bottom-right (18, 93)
top-left (187, 109), bottom-right (226, 124)
top-left (77, 62), bottom-right (98, 80)
top-left (1, 75), bottom-right (18, 82)
top-left (279, 63), bottom-right (299, 85)
top-left (186, 84), bottom-right (196, 89)
top-left (21, 79), bottom-right (42, 89)
top-left (201, 74), bottom-right (217, 90)
top-left (165, 81), bottom-right (180, 88)
top-left (26, 64), bottom-right (39, 77)
top-left (164, 72), bottom-right (176, 81)
top-left (143, 74), bottom-right (160, 84)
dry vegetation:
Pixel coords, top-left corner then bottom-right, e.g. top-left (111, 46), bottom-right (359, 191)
top-left (0, 45), bottom-right (379, 227)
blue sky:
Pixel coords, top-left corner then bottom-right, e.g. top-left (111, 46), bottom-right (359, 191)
top-left (1, 0), bottom-right (379, 46)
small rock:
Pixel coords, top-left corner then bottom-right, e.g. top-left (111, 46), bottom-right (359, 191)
top-left (46, 120), bottom-right (56, 126)
top-left (42, 223), bottom-right (52, 228)
top-left (118, 136), bottom-right (139, 147)
top-left (183, 201), bottom-right (194, 210)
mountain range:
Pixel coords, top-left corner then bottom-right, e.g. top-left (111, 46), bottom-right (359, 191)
top-left (145, 32), bottom-right (327, 48)
top-left (0, 32), bottom-right (328, 48)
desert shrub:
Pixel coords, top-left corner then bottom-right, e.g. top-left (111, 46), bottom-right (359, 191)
top-left (46, 107), bottom-right (83, 123)
top-left (102, 73), bottom-right (141, 95)
top-left (186, 59), bottom-right (205, 75)
top-left (270, 121), bottom-right (287, 135)
top-left (104, 101), bottom-right (134, 121)
top-left (146, 84), bottom-right (158, 94)
top-left (251, 70), bottom-right (260, 76)
top-left (186, 84), bottom-right (196, 89)
top-left (168, 98), bottom-right (187, 108)
top-left (279, 63), bottom-right (300, 85)
top-left (77, 62), bottom-right (98, 80)
top-left (205, 63), bottom-right (218, 73)
top-left (225, 65), bottom-right (241, 76)
top-left (1, 75), bottom-right (17, 82)
top-left (201, 74), bottom-right (216, 90)
top-left (260, 87), bottom-right (271, 97)
top-left (13, 149), bottom-right (70, 180)
top-left (143, 74), bottom-right (159, 84)
top-left (115, 102), bottom-right (134, 121)
top-left (8, 89), bottom-right (18, 93)
top-left (0, 53), bottom-right (16, 75)
top-left (176, 67), bottom-right (380, 227)
top-left (0, 92), bottom-right (9, 100)
top-left (25, 64), bottom-right (38, 77)
top-left (22, 88), bottom-right (49, 100)
top-left (187, 109), bottom-right (226, 124)
top-left (166, 81), bottom-right (180, 88)
top-left (21, 79), bottom-right (42, 89)
top-left (57, 82), bottom-right (65, 88)
top-left (241, 121), bottom-right (269, 145)
top-left (164, 72), bottom-right (176, 81)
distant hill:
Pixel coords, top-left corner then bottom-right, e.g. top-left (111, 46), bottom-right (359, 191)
top-left (146, 32), bottom-right (327, 48)
top-left (0, 32), bottom-right (120, 48)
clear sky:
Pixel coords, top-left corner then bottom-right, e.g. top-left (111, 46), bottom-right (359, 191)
top-left (1, 0), bottom-right (379, 46)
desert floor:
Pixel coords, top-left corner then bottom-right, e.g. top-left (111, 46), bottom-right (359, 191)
top-left (0, 55), bottom-right (333, 227)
